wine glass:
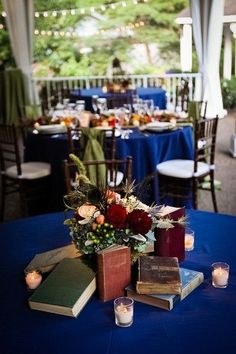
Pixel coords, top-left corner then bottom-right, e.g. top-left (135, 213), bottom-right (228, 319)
top-left (92, 95), bottom-right (99, 113)
top-left (97, 98), bottom-right (107, 114)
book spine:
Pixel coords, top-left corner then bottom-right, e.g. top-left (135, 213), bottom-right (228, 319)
top-left (127, 290), bottom-right (176, 311)
top-left (180, 272), bottom-right (204, 300)
top-left (97, 253), bottom-right (106, 301)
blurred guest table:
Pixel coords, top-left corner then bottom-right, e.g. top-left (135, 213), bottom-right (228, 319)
top-left (0, 209), bottom-right (235, 354)
top-left (24, 126), bottom-right (193, 210)
top-left (70, 87), bottom-right (167, 110)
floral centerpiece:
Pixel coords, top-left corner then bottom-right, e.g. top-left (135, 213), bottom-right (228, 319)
top-left (64, 154), bottom-right (186, 263)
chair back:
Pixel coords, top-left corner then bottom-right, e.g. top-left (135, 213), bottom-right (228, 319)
top-left (188, 101), bottom-right (208, 122)
top-left (0, 124), bottom-right (22, 176)
top-left (194, 116), bottom-right (219, 173)
top-left (67, 127), bottom-right (116, 160)
top-left (63, 156), bottom-right (133, 194)
top-left (175, 79), bottom-right (189, 112)
top-left (107, 93), bottom-right (133, 109)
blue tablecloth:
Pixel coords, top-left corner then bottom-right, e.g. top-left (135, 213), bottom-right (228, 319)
top-left (0, 209), bottom-right (235, 354)
top-left (25, 127), bottom-right (193, 210)
top-left (70, 87), bottom-right (167, 110)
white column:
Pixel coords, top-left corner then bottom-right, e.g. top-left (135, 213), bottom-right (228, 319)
top-left (180, 24), bottom-right (192, 72)
top-left (223, 25), bottom-right (232, 80)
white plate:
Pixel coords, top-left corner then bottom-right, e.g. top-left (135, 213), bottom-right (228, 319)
top-left (36, 124), bottom-right (67, 134)
top-left (145, 121), bottom-right (175, 132)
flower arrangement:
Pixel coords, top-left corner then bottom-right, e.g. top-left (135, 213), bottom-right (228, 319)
top-left (64, 154), bottom-right (186, 262)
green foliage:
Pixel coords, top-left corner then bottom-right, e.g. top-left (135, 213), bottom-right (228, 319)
top-left (0, 0), bottom-right (189, 75)
top-left (221, 78), bottom-right (236, 109)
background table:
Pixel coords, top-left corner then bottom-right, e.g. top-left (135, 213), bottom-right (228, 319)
top-left (70, 87), bottom-right (167, 110)
top-left (0, 209), bottom-right (235, 354)
top-left (25, 126), bottom-right (193, 210)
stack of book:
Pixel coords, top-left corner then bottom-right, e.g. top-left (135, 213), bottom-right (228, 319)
top-left (126, 255), bottom-right (204, 311)
top-left (27, 244), bottom-right (132, 317)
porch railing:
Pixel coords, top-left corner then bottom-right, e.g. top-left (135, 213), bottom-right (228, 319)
top-left (34, 72), bottom-right (201, 111)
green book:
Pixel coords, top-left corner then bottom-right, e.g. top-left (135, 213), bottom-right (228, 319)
top-left (28, 258), bottom-right (96, 317)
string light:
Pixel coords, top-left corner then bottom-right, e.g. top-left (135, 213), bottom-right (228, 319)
top-left (0, 0), bottom-right (149, 18)
top-left (34, 20), bottom-right (145, 38)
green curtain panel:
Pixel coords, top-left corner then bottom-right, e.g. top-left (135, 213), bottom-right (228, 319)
top-left (81, 127), bottom-right (106, 186)
top-left (0, 68), bottom-right (29, 124)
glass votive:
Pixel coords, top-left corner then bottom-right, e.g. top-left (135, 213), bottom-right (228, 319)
top-left (25, 269), bottom-right (42, 290)
top-left (114, 297), bottom-right (134, 327)
top-left (212, 262), bottom-right (229, 288)
top-left (185, 229), bottom-right (195, 251)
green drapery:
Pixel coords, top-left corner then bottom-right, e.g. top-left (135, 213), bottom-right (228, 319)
top-left (80, 127), bottom-right (106, 186)
top-left (0, 68), bottom-right (29, 125)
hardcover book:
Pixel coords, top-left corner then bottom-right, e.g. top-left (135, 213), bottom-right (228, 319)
top-left (97, 245), bottom-right (131, 302)
top-left (28, 258), bottom-right (96, 317)
top-left (154, 206), bottom-right (185, 262)
top-left (127, 267), bottom-right (204, 310)
top-left (25, 244), bottom-right (80, 273)
top-left (136, 256), bottom-right (181, 295)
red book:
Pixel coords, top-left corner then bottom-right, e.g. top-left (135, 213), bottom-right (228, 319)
top-left (154, 206), bottom-right (185, 262)
top-left (97, 245), bottom-right (131, 302)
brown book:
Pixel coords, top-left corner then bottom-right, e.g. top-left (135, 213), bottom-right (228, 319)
top-left (136, 256), bottom-right (182, 295)
top-left (97, 245), bottom-right (131, 302)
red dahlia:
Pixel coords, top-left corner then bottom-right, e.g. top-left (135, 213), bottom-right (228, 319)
top-left (127, 209), bottom-right (152, 235)
top-left (106, 204), bottom-right (127, 229)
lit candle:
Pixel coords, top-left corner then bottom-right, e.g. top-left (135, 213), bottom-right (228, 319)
top-left (185, 229), bottom-right (195, 251)
top-left (212, 262), bottom-right (229, 288)
top-left (212, 267), bottom-right (229, 287)
top-left (115, 304), bottom-right (133, 324)
top-left (25, 270), bottom-right (42, 289)
top-left (114, 297), bottom-right (134, 327)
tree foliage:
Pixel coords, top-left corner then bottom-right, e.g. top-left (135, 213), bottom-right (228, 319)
top-left (0, 0), bottom-right (189, 76)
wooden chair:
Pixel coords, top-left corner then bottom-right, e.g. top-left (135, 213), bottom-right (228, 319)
top-left (63, 156), bottom-right (133, 194)
top-left (67, 127), bottom-right (116, 160)
top-left (188, 101), bottom-right (208, 122)
top-left (175, 79), bottom-right (189, 112)
top-left (107, 93), bottom-right (133, 109)
top-left (156, 116), bottom-right (219, 212)
top-left (0, 124), bottom-right (51, 221)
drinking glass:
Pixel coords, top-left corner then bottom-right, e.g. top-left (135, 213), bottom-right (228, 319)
top-left (92, 95), bottom-right (99, 113)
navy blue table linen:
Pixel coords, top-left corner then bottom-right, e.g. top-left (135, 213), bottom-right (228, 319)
top-left (0, 209), bottom-right (235, 354)
top-left (70, 87), bottom-right (167, 111)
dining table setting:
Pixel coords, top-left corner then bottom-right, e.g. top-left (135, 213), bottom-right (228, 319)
top-left (24, 102), bottom-right (193, 211)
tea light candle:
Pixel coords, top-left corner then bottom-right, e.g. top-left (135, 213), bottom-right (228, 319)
top-left (114, 297), bottom-right (134, 327)
top-left (212, 267), bottom-right (229, 287)
top-left (115, 304), bottom-right (133, 325)
top-left (185, 229), bottom-right (195, 251)
top-left (25, 270), bottom-right (42, 289)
